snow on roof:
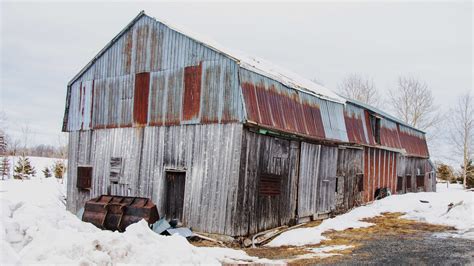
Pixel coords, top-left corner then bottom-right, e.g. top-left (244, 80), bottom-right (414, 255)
top-left (344, 97), bottom-right (426, 134)
top-left (69, 11), bottom-right (345, 104)
top-left (147, 13), bottom-right (345, 104)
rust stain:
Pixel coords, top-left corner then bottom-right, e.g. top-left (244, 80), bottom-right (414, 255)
top-left (182, 63), bottom-right (202, 121)
top-left (133, 72), bottom-right (150, 125)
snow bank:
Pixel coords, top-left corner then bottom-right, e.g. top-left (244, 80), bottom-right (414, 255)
top-left (0, 175), bottom-right (274, 264)
top-left (268, 183), bottom-right (474, 247)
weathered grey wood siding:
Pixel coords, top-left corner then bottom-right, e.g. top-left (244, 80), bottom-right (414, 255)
top-left (234, 130), bottom-right (299, 236)
top-left (139, 123), bottom-right (243, 235)
top-left (297, 142), bottom-right (338, 218)
top-left (400, 157), bottom-right (435, 193)
top-left (335, 147), bottom-right (364, 213)
top-left (66, 123), bottom-right (243, 236)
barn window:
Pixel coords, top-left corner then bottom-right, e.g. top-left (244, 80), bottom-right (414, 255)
top-left (77, 166), bottom-right (92, 190)
top-left (416, 174), bottom-right (424, 188)
top-left (357, 173), bottom-right (364, 192)
top-left (335, 177), bottom-right (339, 193)
top-left (110, 157), bottom-right (123, 184)
top-left (406, 175), bottom-right (412, 190)
top-left (259, 173), bottom-right (281, 196)
top-left (370, 115), bottom-right (381, 144)
top-left (397, 176), bottom-right (403, 191)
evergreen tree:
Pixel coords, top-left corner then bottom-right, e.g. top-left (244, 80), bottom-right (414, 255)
top-left (436, 163), bottom-right (455, 182)
top-left (53, 160), bottom-right (66, 181)
top-left (0, 157), bottom-right (10, 180)
top-left (13, 155), bottom-right (36, 179)
top-left (42, 166), bottom-right (52, 178)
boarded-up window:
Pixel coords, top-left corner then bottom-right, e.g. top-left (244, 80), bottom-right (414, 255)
top-left (77, 166), bottom-right (92, 189)
top-left (357, 173), bottom-right (364, 192)
top-left (110, 157), bottom-right (123, 183)
top-left (182, 64), bottom-right (202, 121)
top-left (133, 72), bottom-right (150, 125)
top-left (397, 176), bottom-right (403, 191)
top-left (259, 173), bottom-right (281, 196)
top-left (416, 174), bottom-right (424, 188)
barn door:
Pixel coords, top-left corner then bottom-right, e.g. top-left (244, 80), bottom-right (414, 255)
top-left (164, 171), bottom-right (186, 221)
top-left (336, 147), bottom-right (363, 213)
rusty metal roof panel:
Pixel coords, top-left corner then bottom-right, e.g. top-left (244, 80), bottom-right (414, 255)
top-left (398, 125), bottom-right (429, 157)
top-left (240, 69), bottom-right (349, 142)
top-left (344, 103), bottom-right (370, 145)
top-left (379, 119), bottom-right (403, 150)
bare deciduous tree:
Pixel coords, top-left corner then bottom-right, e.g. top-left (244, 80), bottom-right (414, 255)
top-left (449, 91), bottom-right (474, 189)
top-left (337, 74), bottom-right (379, 107)
top-left (389, 76), bottom-right (439, 131)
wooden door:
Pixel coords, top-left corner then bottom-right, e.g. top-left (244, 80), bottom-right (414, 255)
top-left (164, 171), bottom-right (186, 221)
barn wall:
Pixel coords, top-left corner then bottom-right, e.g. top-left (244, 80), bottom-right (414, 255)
top-left (65, 15), bottom-right (243, 132)
top-left (398, 157), bottom-right (435, 193)
top-left (363, 147), bottom-right (398, 202)
top-left (297, 142), bottom-right (338, 218)
top-left (335, 147), bottom-right (364, 213)
top-left (234, 129), bottom-right (299, 236)
top-left (139, 123), bottom-right (243, 235)
top-left (66, 123), bottom-right (243, 236)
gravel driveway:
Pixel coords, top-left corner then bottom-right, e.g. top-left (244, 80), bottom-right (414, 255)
top-left (328, 232), bottom-right (474, 265)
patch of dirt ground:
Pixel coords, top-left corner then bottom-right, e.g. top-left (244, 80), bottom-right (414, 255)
top-left (193, 212), bottom-right (465, 264)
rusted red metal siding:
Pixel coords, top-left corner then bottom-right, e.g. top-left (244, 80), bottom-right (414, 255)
top-left (343, 104), bottom-right (369, 145)
top-left (133, 72), bottom-right (150, 125)
top-left (182, 64), bottom-right (202, 121)
top-left (363, 147), bottom-right (398, 202)
top-left (398, 125), bottom-right (429, 157)
top-left (379, 119), bottom-right (403, 150)
top-left (241, 81), bottom-right (326, 139)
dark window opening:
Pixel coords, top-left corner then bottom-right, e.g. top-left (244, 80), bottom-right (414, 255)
top-left (357, 173), bottom-right (364, 192)
top-left (397, 176), bottom-right (403, 191)
top-left (370, 115), bottom-right (381, 144)
top-left (164, 171), bottom-right (186, 221)
top-left (110, 157), bottom-right (123, 184)
top-left (416, 174), bottom-right (425, 188)
top-left (77, 166), bottom-right (92, 190)
top-left (335, 177), bottom-right (339, 193)
top-left (406, 175), bottom-right (412, 190)
top-left (259, 173), bottom-right (281, 196)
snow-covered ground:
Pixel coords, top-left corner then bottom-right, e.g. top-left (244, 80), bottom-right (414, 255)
top-left (1, 156), bottom-right (473, 264)
top-left (0, 157), bottom-right (275, 265)
top-left (268, 183), bottom-right (474, 247)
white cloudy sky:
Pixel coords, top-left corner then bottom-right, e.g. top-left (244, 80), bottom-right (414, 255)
top-left (0, 1), bottom-right (472, 164)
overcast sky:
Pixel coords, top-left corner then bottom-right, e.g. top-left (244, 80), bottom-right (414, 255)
top-left (1, 1), bottom-right (472, 163)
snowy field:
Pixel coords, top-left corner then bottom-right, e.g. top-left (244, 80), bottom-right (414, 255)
top-left (1, 156), bottom-right (473, 264)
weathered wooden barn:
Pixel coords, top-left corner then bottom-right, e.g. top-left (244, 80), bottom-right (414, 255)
top-left (63, 11), bottom-right (435, 237)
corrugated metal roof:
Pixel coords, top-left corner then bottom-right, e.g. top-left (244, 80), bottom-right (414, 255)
top-left (343, 97), bottom-right (425, 134)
